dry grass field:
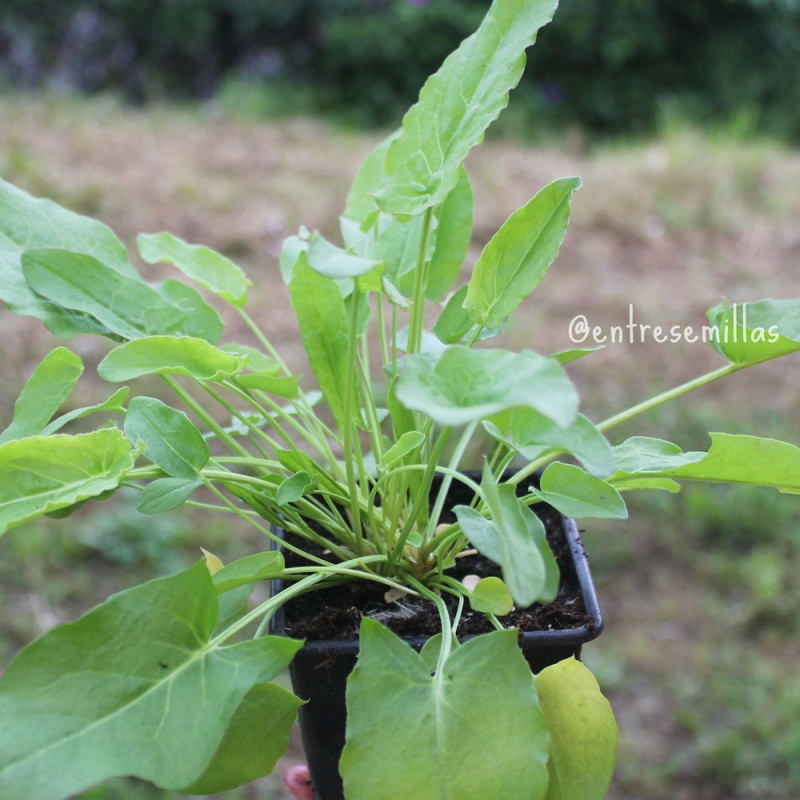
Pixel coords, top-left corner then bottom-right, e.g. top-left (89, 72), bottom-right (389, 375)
top-left (1, 92), bottom-right (800, 799)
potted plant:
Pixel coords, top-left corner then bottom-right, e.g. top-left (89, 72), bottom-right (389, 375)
top-left (1, 1), bottom-right (800, 799)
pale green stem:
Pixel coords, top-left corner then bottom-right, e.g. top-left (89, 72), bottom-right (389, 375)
top-left (407, 207), bottom-right (435, 356)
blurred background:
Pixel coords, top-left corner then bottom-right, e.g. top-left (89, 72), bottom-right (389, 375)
top-left (1, 1), bottom-right (800, 798)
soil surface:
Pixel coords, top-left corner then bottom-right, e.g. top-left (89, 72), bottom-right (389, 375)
top-left (280, 488), bottom-right (598, 643)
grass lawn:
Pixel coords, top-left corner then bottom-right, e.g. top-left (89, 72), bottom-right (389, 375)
top-left (1, 92), bottom-right (800, 799)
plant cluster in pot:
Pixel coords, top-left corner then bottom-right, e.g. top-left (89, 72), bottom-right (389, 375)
top-left (1, 1), bottom-right (800, 799)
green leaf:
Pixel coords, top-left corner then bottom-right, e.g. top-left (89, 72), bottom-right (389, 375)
top-left (426, 166), bottom-right (473, 301)
top-left (0, 347), bottom-right (83, 445)
top-left (0, 176), bottom-right (135, 337)
top-left (547, 347), bottom-right (604, 365)
top-left (395, 346), bottom-right (578, 428)
top-left (433, 285), bottom-right (473, 345)
top-left (137, 477), bottom-right (202, 514)
top-left (125, 397), bottom-right (209, 478)
top-left (510, 409), bottom-right (614, 478)
top-left (221, 344), bottom-right (280, 375)
top-left (235, 373), bottom-right (299, 399)
top-left (212, 551), bottom-right (285, 593)
top-left (138, 231), bottom-right (251, 306)
top-left (180, 683), bottom-right (303, 794)
top-left (611, 436), bottom-right (706, 473)
top-left (0, 561), bottom-right (302, 799)
top-left (306, 230), bottom-right (382, 279)
top-left (535, 658), bottom-right (617, 800)
top-left (22, 248), bottom-right (187, 340)
top-left (453, 505), bottom-right (502, 564)
top-left (374, 0), bottom-right (559, 215)
top-left (530, 463), bottom-right (628, 520)
top-left (382, 431), bottom-right (426, 467)
top-left (705, 299), bottom-right (800, 365)
top-left (662, 433), bottom-right (800, 493)
top-left (468, 576), bottom-right (514, 616)
top-left (98, 336), bottom-right (245, 382)
top-left (41, 387), bottom-right (130, 436)
top-left (0, 429), bottom-right (134, 534)
top-left (341, 620), bottom-right (549, 800)
top-left (155, 278), bottom-right (224, 344)
top-left (345, 131), bottom-right (399, 222)
top-left (288, 254), bottom-right (352, 430)
top-left (465, 177), bottom-right (581, 328)
top-left (276, 471), bottom-right (314, 506)
top-left (481, 463), bottom-right (557, 606)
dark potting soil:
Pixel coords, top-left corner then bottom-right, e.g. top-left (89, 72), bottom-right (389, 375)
top-left (280, 498), bottom-right (597, 643)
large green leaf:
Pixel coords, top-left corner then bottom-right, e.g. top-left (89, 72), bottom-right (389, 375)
top-left (395, 346), bottom-right (578, 428)
top-left (341, 620), bottom-right (549, 800)
top-left (125, 397), bottom-right (209, 478)
top-left (212, 551), bottom-right (285, 594)
top-left (0, 562), bottom-right (302, 800)
top-left (0, 176), bottom-right (134, 337)
top-left (98, 336), bottom-right (245, 382)
top-left (465, 177), bottom-right (581, 328)
top-left (287, 253), bottom-right (352, 430)
top-left (535, 658), bottom-right (617, 800)
top-left (610, 436), bottom-right (706, 473)
top-left (0, 429), bottom-right (134, 534)
top-left (374, 0), bottom-right (559, 215)
top-left (705, 299), bottom-right (800, 365)
top-left (138, 231), bottom-right (251, 307)
top-left (479, 463), bottom-right (558, 606)
top-left (22, 248), bottom-right (187, 340)
top-left (0, 347), bottom-right (83, 445)
top-left (529, 463), bottom-right (628, 520)
top-left (181, 683), bottom-right (303, 794)
top-left (663, 433), bottom-right (800, 493)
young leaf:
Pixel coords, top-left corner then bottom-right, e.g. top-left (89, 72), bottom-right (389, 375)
top-left (382, 430), bottom-right (426, 467)
top-left (22, 248), bottom-right (187, 340)
top-left (465, 177), bottom-right (581, 329)
top-left (480, 464), bottom-right (555, 607)
top-left (510, 409), bottom-right (615, 478)
top-left (530, 463), bottom-right (628, 520)
top-left (0, 561), bottom-right (302, 800)
top-left (341, 620), bottom-right (549, 800)
top-left (706, 298), bottom-right (800, 366)
top-left (453, 505), bottom-right (502, 564)
top-left (41, 387), bottom-right (129, 436)
top-left (288, 253), bottom-right (353, 430)
top-left (395, 346), bottom-right (578, 428)
top-left (535, 657), bottom-right (617, 800)
top-left (212, 551), bottom-right (285, 594)
top-left (276, 471), bottom-right (314, 506)
top-left (125, 397), bottom-right (209, 478)
top-left (98, 336), bottom-right (246, 382)
top-left (611, 436), bottom-right (706, 473)
top-left (0, 347), bottom-right (83, 445)
top-left (374, 0), bottom-right (559, 215)
top-left (468, 576), bottom-right (514, 616)
top-left (0, 176), bottom-right (135, 337)
top-left (137, 477), bottom-right (202, 514)
top-left (433, 285), bottom-right (473, 345)
top-left (138, 231), bottom-right (251, 307)
top-left (180, 683), bottom-right (303, 794)
top-left (305, 230), bottom-right (382, 279)
top-left (0, 429), bottom-right (133, 534)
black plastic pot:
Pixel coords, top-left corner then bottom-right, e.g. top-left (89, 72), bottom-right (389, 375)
top-left (270, 501), bottom-right (603, 800)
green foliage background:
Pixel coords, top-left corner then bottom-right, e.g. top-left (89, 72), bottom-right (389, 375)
top-left (2, 0), bottom-right (800, 138)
